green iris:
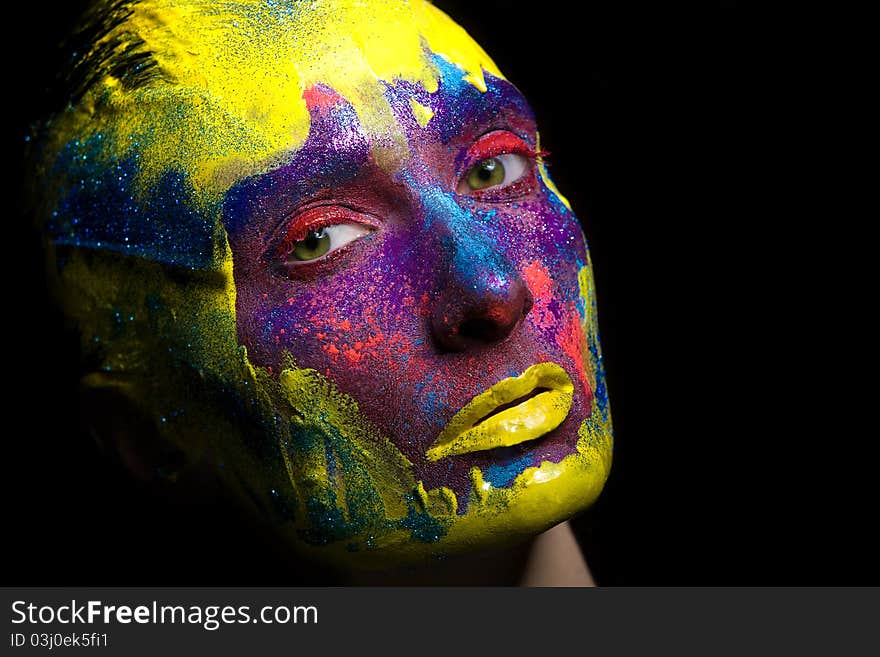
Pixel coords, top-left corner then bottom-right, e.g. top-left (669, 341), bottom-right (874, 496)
top-left (466, 158), bottom-right (505, 190)
top-left (292, 229), bottom-right (331, 261)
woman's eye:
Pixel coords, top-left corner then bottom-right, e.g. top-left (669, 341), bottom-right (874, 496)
top-left (462, 153), bottom-right (530, 193)
top-left (269, 205), bottom-right (378, 272)
top-left (286, 223), bottom-right (372, 263)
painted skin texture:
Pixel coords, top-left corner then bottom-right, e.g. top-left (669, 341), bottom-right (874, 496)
top-left (34, 0), bottom-right (612, 567)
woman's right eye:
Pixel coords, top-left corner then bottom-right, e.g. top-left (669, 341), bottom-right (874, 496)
top-left (286, 223), bottom-right (372, 263)
top-left (269, 205), bottom-right (377, 270)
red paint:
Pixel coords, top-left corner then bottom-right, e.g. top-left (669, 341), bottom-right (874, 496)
top-left (302, 85), bottom-right (345, 114)
top-left (272, 206), bottom-right (378, 262)
top-left (522, 260), bottom-right (555, 331)
top-left (465, 130), bottom-right (539, 164)
top-left (522, 259), bottom-right (552, 299)
top-left (557, 305), bottom-right (593, 404)
top-left (343, 347), bottom-right (362, 364)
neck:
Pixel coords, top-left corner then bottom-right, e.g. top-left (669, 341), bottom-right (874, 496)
top-left (347, 521), bottom-right (595, 586)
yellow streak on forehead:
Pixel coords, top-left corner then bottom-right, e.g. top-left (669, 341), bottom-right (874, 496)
top-left (58, 0), bottom-right (503, 206)
top-left (408, 98), bottom-right (435, 128)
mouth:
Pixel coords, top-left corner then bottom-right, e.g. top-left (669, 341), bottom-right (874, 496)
top-left (425, 362), bottom-right (574, 461)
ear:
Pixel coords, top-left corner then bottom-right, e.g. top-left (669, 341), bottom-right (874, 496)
top-left (79, 373), bottom-right (186, 483)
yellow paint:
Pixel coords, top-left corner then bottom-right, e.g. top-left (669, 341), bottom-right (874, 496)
top-left (58, 240), bottom-right (610, 568)
top-left (49, 234), bottom-right (305, 529)
top-left (408, 98), bottom-right (435, 128)
top-left (279, 366), bottom-right (416, 521)
top-left (578, 262), bottom-right (600, 396)
top-left (437, 486), bottom-right (458, 516)
top-left (286, 379), bottom-right (612, 568)
top-left (426, 389), bottom-right (571, 459)
top-left (426, 363), bottom-right (574, 461)
top-left (414, 481), bottom-right (430, 509)
top-left (470, 467), bottom-right (491, 504)
top-left (415, 481), bottom-right (458, 516)
top-left (536, 132), bottom-right (571, 210)
top-left (278, 263), bottom-right (612, 568)
top-left (47, 0), bottom-right (503, 208)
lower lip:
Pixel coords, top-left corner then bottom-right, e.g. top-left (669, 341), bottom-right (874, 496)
top-left (425, 363), bottom-right (574, 461)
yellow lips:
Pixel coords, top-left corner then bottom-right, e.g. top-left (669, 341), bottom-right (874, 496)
top-left (425, 363), bottom-right (574, 461)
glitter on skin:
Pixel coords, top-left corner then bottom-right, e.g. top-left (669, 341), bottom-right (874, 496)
top-left (32, 0), bottom-right (613, 568)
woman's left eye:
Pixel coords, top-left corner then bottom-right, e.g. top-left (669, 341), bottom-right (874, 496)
top-left (286, 223), bottom-right (372, 263)
top-left (460, 153), bottom-right (530, 193)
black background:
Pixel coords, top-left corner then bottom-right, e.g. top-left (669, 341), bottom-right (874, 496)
top-left (5, 2), bottom-right (873, 585)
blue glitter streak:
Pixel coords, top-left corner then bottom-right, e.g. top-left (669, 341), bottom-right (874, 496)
top-left (483, 454), bottom-right (533, 488)
top-left (48, 147), bottom-right (217, 269)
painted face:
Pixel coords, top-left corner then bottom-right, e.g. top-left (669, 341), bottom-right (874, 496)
top-left (37, 0), bottom-right (612, 567)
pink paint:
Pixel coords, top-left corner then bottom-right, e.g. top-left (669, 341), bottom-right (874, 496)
top-left (522, 259), bottom-right (555, 331)
top-left (343, 347), bottom-right (362, 364)
top-left (302, 85), bottom-right (345, 113)
top-left (556, 305), bottom-right (593, 404)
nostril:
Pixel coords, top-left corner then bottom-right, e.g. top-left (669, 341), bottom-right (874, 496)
top-left (430, 274), bottom-right (533, 351)
top-left (522, 288), bottom-right (534, 317)
top-left (458, 317), bottom-right (501, 342)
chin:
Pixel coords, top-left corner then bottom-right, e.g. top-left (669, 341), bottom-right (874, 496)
top-left (257, 357), bottom-right (612, 569)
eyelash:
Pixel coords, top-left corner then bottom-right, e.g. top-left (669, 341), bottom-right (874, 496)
top-left (265, 132), bottom-right (546, 272)
top-left (268, 206), bottom-right (377, 262)
top-left (462, 131), bottom-right (544, 166)
top-left (458, 130), bottom-right (547, 197)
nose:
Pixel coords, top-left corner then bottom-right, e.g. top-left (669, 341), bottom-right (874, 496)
top-left (431, 274), bottom-right (533, 351)
top-left (425, 193), bottom-right (535, 350)
top-left (415, 184), bottom-right (534, 352)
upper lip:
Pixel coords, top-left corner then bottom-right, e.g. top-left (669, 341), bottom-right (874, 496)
top-left (425, 362), bottom-right (574, 461)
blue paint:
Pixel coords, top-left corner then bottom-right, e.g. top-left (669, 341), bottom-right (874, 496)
top-left (415, 183), bottom-right (519, 296)
top-left (484, 454), bottom-right (533, 488)
top-left (48, 140), bottom-right (218, 268)
top-left (427, 55), bottom-right (533, 145)
top-left (396, 504), bottom-right (448, 543)
top-left (589, 338), bottom-right (610, 416)
top-left (574, 257), bottom-right (588, 320)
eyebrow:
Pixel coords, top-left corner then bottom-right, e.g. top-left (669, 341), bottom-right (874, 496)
top-left (222, 100), bottom-right (372, 235)
top-left (222, 73), bottom-right (536, 235)
top-left (418, 56), bottom-right (535, 143)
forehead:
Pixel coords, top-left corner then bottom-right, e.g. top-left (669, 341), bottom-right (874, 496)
top-left (43, 0), bottom-right (510, 268)
top-left (248, 60), bottom-right (534, 183)
top-left (221, 67), bottom-right (535, 236)
top-left (111, 0), bottom-right (503, 198)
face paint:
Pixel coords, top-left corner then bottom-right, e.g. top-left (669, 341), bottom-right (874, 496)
top-left (34, 0), bottom-right (612, 568)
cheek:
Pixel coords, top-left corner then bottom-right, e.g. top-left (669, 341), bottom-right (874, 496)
top-left (511, 201), bottom-right (593, 391)
top-left (523, 197), bottom-right (588, 263)
top-left (241, 230), bottom-right (434, 377)
top-left (492, 197), bottom-right (587, 292)
top-left (235, 199), bottom-right (589, 385)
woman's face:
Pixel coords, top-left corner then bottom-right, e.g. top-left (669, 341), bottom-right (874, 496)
top-left (42, 0), bottom-right (612, 566)
top-left (224, 63), bottom-right (610, 549)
